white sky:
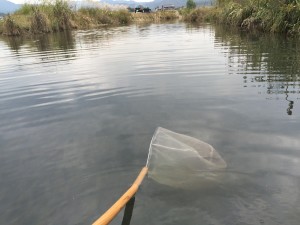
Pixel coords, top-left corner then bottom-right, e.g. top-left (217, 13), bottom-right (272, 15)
top-left (9, 0), bottom-right (154, 4)
top-left (8, 0), bottom-right (24, 3)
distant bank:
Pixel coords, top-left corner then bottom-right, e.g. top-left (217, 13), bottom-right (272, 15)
top-left (2, 0), bottom-right (300, 36)
top-left (0, 1), bottom-right (181, 36)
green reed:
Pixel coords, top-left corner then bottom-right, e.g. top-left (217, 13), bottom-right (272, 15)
top-left (183, 0), bottom-right (300, 35)
top-left (0, 0), bottom-right (133, 36)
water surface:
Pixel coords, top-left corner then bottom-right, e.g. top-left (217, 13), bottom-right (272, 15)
top-left (0, 23), bottom-right (299, 225)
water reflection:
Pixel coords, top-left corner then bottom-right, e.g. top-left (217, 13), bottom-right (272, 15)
top-left (0, 31), bottom-right (76, 53)
top-left (213, 25), bottom-right (300, 115)
top-left (34, 31), bottom-right (75, 52)
top-left (0, 23), bottom-right (299, 225)
top-left (0, 36), bottom-right (25, 52)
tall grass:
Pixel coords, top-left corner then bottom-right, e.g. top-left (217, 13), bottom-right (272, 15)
top-left (3, 16), bottom-right (22, 36)
top-left (77, 8), bottom-right (131, 25)
top-left (183, 0), bottom-right (300, 35)
top-left (182, 7), bottom-right (218, 23)
top-left (30, 9), bottom-right (51, 33)
top-left (1, 1), bottom-right (75, 35)
top-left (0, 1), bottom-right (181, 36)
top-left (0, 0), bottom-right (132, 36)
top-left (15, 3), bottom-right (35, 15)
top-left (157, 10), bottom-right (180, 21)
top-left (51, 0), bottom-right (74, 31)
top-left (27, 0), bottom-right (75, 31)
top-left (132, 10), bottom-right (180, 23)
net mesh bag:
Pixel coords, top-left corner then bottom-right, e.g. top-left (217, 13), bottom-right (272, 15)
top-left (146, 127), bottom-right (227, 189)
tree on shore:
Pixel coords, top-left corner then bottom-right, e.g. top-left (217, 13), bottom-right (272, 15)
top-left (186, 0), bottom-right (196, 9)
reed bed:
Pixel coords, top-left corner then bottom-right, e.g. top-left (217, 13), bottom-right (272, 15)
top-left (181, 7), bottom-right (219, 23)
top-left (0, 0), bottom-right (131, 36)
top-left (0, 0), bottom-right (180, 36)
top-left (183, 0), bottom-right (300, 35)
top-left (132, 10), bottom-right (180, 23)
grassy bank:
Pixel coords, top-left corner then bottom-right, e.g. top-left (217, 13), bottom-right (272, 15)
top-left (132, 10), bottom-right (181, 23)
top-left (1, 1), bottom-right (131, 36)
top-left (0, 1), bottom-right (180, 36)
top-left (183, 0), bottom-right (300, 35)
top-left (181, 7), bottom-right (219, 23)
top-left (3, 1), bottom-right (300, 36)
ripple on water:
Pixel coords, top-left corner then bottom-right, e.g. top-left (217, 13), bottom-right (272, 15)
top-left (0, 24), bottom-right (299, 225)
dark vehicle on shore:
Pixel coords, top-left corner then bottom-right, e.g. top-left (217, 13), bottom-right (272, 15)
top-left (134, 5), bottom-right (151, 13)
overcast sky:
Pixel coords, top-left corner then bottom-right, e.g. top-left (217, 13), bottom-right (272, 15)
top-left (9, 0), bottom-right (153, 4)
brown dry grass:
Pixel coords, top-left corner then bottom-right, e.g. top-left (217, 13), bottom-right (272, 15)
top-left (132, 11), bottom-right (180, 23)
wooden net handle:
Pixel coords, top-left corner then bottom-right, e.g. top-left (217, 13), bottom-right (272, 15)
top-left (92, 167), bottom-right (148, 225)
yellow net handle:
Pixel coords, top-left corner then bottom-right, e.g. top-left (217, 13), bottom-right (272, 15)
top-left (92, 167), bottom-right (148, 225)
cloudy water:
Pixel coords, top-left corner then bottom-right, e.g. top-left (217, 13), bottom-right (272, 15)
top-left (0, 23), bottom-right (299, 225)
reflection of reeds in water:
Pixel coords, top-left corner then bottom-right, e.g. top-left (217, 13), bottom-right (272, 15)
top-left (0, 30), bottom-right (75, 52)
top-left (214, 24), bottom-right (300, 115)
top-left (0, 35), bottom-right (24, 52)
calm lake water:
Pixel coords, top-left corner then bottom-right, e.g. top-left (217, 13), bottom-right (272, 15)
top-left (0, 23), bottom-right (299, 225)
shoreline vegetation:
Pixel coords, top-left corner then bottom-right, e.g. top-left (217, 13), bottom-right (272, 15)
top-left (0, 1), bottom-right (180, 36)
top-left (1, 0), bottom-right (300, 36)
top-left (183, 0), bottom-right (300, 36)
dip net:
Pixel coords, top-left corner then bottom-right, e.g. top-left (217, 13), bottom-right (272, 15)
top-left (146, 127), bottom-right (227, 189)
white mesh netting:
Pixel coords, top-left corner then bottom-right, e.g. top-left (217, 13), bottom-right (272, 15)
top-left (146, 127), bottom-right (227, 189)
